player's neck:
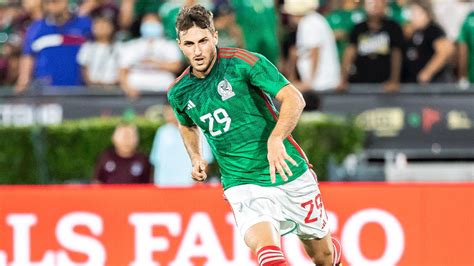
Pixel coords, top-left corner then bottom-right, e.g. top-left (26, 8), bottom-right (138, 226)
top-left (192, 51), bottom-right (217, 79)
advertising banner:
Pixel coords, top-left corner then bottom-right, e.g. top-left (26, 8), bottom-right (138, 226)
top-left (0, 183), bottom-right (472, 265)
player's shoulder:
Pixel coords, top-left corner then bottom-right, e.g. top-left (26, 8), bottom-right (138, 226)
top-left (218, 47), bottom-right (262, 67)
top-left (167, 66), bottom-right (191, 97)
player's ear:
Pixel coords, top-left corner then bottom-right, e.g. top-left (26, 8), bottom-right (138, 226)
top-left (213, 30), bottom-right (219, 46)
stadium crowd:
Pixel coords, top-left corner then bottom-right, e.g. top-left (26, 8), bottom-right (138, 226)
top-left (0, 0), bottom-right (473, 96)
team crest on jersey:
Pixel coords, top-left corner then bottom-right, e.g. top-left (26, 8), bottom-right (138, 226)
top-left (217, 79), bottom-right (235, 101)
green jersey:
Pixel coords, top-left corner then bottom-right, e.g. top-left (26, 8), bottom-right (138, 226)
top-left (168, 48), bottom-right (309, 190)
top-left (386, 2), bottom-right (409, 25)
top-left (326, 8), bottom-right (366, 61)
top-left (231, 0), bottom-right (280, 64)
top-left (459, 12), bottom-right (474, 82)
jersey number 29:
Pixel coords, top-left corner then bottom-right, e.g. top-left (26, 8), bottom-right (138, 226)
top-left (200, 108), bottom-right (231, 136)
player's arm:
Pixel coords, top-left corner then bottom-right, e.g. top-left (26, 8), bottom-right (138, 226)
top-left (178, 124), bottom-right (208, 182)
top-left (267, 84), bottom-right (305, 183)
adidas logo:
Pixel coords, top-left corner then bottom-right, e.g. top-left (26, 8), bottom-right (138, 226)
top-left (186, 100), bottom-right (196, 110)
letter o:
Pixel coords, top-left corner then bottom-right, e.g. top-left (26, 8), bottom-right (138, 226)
top-left (341, 208), bottom-right (404, 266)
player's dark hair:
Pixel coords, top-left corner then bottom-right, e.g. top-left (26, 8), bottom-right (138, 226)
top-left (176, 4), bottom-right (215, 39)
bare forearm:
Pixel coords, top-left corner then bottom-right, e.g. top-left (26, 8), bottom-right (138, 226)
top-left (270, 84), bottom-right (305, 140)
top-left (81, 67), bottom-right (93, 86)
top-left (119, 0), bottom-right (135, 29)
top-left (307, 47), bottom-right (320, 84)
top-left (423, 40), bottom-right (453, 78)
top-left (459, 43), bottom-right (468, 79)
top-left (341, 45), bottom-right (356, 82)
top-left (16, 55), bottom-right (34, 88)
top-left (178, 124), bottom-right (203, 162)
top-left (423, 53), bottom-right (450, 78)
top-left (389, 48), bottom-right (402, 82)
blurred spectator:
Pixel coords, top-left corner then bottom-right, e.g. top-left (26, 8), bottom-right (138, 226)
top-left (157, 0), bottom-right (212, 40)
top-left (0, 3), bottom-right (20, 85)
top-left (78, 0), bottom-right (119, 28)
top-left (326, 0), bottom-right (365, 61)
top-left (284, 0), bottom-right (340, 94)
top-left (386, 0), bottom-right (409, 25)
top-left (77, 16), bottom-right (121, 87)
top-left (93, 123), bottom-right (152, 184)
top-left (13, 0), bottom-right (42, 36)
top-left (458, 3), bottom-right (474, 85)
top-left (339, 0), bottom-right (404, 92)
top-left (15, 0), bottom-right (92, 93)
top-left (118, 13), bottom-right (181, 98)
top-left (158, 0), bottom-right (181, 40)
top-left (232, 0), bottom-right (280, 64)
top-left (402, 0), bottom-right (454, 84)
top-left (433, 0), bottom-right (472, 41)
top-left (119, 0), bottom-right (163, 34)
top-left (213, 1), bottom-right (243, 48)
top-left (150, 104), bottom-right (213, 187)
top-left (0, 39), bottom-right (20, 85)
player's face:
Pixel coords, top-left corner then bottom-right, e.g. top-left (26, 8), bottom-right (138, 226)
top-left (178, 25), bottom-right (218, 77)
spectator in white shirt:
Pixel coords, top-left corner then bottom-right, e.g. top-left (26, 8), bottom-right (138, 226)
top-left (283, 0), bottom-right (341, 93)
top-left (119, 13), bottom-right (182, 98)
top-left (77, 15), bottom-right (121, 87)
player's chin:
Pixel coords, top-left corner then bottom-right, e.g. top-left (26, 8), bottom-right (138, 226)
top-left (193, 62), bottom-right (208, 71)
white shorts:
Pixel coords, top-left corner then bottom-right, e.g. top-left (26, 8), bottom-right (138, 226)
top-left (224, 169), bottom-right (330, 240)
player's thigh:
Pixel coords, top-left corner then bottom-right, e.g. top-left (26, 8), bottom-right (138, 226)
top-left (244, 221), bottom-right (281, 252)
top-left (279, 169), bottom-right (330, 239)
top-left (300, 233), bottom-right (333, 262)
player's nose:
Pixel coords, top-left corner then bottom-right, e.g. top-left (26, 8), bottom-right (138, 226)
top-left (193, 45), bottom-right (202, 56)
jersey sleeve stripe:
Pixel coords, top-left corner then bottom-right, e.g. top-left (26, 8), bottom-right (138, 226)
top-left (234, 54), bottom-right (257, 66)
top-left (235, 49), bottom-right (259, 61)
top-left (220, 51), bottom-right (258, 66)
top-left (219, 48), bottom-right (259, 64)
top-left (220, 47), bottom-right (259, 61)
top-left (219, 53), bottom-right (256, 66)
top-left (256, 89), bottom-right (313, 169)
top-left (167, 66), bottom-right (190, 91)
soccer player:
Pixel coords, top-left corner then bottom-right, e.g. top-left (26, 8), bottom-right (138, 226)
top-left (168, 5), bottom-right (342, 266)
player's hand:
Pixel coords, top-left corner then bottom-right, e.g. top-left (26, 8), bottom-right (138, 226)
top-left (267, 136), bottom-right (298, 183)
top-left (191, 159), bottom-right (208, 182)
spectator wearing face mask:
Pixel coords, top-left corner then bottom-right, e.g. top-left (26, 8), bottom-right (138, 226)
top-left (118, 13), bottom-right (182, 98)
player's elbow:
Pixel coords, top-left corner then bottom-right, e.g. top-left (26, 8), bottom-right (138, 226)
top-left (295, 90), bottom-right (306, 111)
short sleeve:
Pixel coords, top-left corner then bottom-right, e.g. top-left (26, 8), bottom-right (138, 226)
top-left (118, 41), bottom-right (137, 68)
top-left (92, 151), bottom-right (107, 183)
top-left (168, 93), bottom-right (195, 126)
top-left (77, 42), bottom-right (91, 66)
top-left (458, 16), bottom-right (469, 43)
top-left (458, 17), bottom-right (469, 43)
top-left (389, 21), bottom-right (404, 49)
top-left (298, 15), bottom-right (324, 47)
top-left (429, 24), bottom-right (446, 43)
top-left (249, 54), bottom-right (289, 97)
top-left (349, 23), bottom-right (362, 45)
top-left (174, 108), bottom-right (194, 126)
top-left (22, 22), bottom-right (39, 55)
